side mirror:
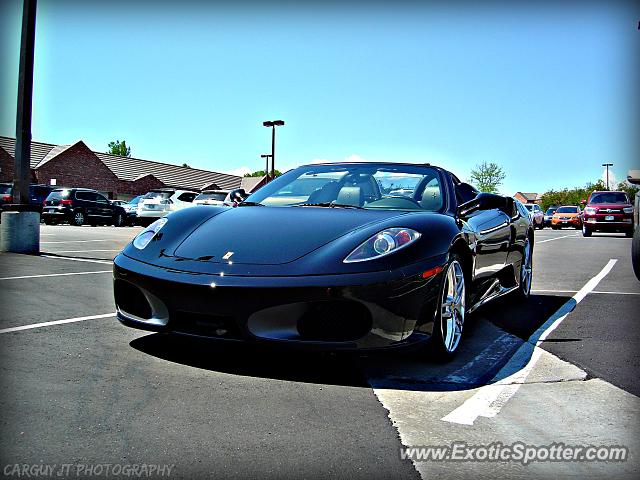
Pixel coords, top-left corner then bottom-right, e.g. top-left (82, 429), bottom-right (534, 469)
top-left (456, 192), bottom-right (506, 219)
top-left (580, 199), bottom-right (587, 205)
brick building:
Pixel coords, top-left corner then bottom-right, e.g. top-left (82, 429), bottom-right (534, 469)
top-left (0, 136), bottom-right (242, 200)
top-left (514, 192), bottom-right (542, 205)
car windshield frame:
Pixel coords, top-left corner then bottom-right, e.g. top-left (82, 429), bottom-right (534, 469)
top-left (556, 206), bottom-right (579, 213)
top-left (245, 163), bottom-right (446, 212)
top-left (195, 192), bottom-right (227, 201)
top-left (143, 191), bottom-right (173, 200)
top-left (46, 189), bottom-right (71, 200)
top-left (589, 192), bottom-right (630, 204)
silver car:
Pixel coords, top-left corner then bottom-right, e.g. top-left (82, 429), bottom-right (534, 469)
top-left (524, 203), bottom-right (544, 229)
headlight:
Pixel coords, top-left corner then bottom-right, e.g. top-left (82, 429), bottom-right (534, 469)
top-left (344, 228), bottom-right (421, 263)
top-left (133, 218), bottom-right (167, 250)
top-left (584, 207), bottom-right (597, 215)
top-left (623, 207), bottom-right (634, 214)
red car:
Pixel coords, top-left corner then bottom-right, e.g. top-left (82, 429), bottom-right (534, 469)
top-left (581, 191), bottom-right (634, 237)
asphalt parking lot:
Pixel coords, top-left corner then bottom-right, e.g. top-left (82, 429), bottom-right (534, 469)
top-left (0, 225), bottom-right (638, 479)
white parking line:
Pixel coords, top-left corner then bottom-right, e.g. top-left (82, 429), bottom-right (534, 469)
top-left (46, 249), bottom-right (121, 253)
top-left (537, 234), bottom-right (580, 244)
top-left (40, 255), bottom-right (113, 265)
top-left (0, 313), bottom-right (116, 334)
top-left (441, 333), bottom-right (522, 384)
top-left (442, 258), bottom-right (617, 425)
top-left (533, 289), bottom-right (640, 296)
top-left (41, 240), bottom-right (120, 244)
top-left (0, 271), bottom-right (112, 281)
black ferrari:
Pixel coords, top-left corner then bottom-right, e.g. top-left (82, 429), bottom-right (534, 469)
top-left (114, 162), bottom-right (533, 357)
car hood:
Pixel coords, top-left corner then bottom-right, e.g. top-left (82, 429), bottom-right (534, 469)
top-left (173, 206), bottom-right (409, 265)
top-left (587, 203), bottom-right (632, 210)
top-left (554, 212), bottom-right (580, 217)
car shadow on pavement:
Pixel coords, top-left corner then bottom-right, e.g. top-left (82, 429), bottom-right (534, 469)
top-left (130, 294), bottom-right (573, 393)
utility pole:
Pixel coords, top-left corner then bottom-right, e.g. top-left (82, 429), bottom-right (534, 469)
top-left (602, 163), bottom-right (613, 190)
top-left (15, 0), bottom-right (37, 205)
top-left (1, 0), bottom-right (39, 254)
top-left (260, 154), bottom-right (272, 182)
top-left (262, 120), bottom-right (284, 180)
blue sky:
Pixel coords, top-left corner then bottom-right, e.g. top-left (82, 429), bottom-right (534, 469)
top-left (1, 1), bottom-right (638, 195)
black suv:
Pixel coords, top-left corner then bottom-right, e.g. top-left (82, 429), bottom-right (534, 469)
top-left (42, 188), bottom-right (127, 226)
top-left (0, 182), bottom-right (53, 213)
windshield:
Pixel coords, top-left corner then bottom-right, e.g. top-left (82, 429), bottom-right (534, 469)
top-left (195, 192), bottom-right (227, 201)
top-left (556, 206), bottom-right (578, 213)
top-left (589, 192), bottom-right (629, 204)
top-left (143, 191), bottom-right (172, 200)
top-left (545, 208), bottom-right (556, 215)
top-left (46, 189), bottom-right (70, 200)
top-left (246, 164), bottom-right (444, 211)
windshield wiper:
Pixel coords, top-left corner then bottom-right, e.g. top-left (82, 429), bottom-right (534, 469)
top-left (296, 202), bottom-right (364, 209)
top-left (237, 201), bottom-right (265, 207)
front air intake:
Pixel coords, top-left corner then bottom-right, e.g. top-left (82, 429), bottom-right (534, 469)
top-left (297, 301), bottom-right (372, 342)
top-left (114, 279), bottom-right (152, 319)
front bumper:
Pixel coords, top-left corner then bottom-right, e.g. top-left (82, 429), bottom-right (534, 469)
top-left (552, 217), bottom-right (580, 227)
top-left (113, 253), bottom-right (445, 350)
top-left (583, 216), bottom-right (633, 232)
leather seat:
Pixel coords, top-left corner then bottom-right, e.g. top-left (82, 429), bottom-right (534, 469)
top-left (336, 186), bottom-right (363, 207)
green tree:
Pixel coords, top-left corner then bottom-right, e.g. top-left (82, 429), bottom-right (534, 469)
top-left (469, 161), bottom-right (506, 194)
top-left (107, 140), bottom-right (131, 157)
top-left (616, 181), bottom-right (639, 199)
top-left (182, 163), bottom-right (191, 169)
top-left (539, 180), bottom-right (606, 211)
top-left (244, 170), bottom-right (282, 178)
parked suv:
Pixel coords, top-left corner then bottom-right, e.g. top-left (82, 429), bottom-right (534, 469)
top-left (136, 189), bottom-right (198, 225)
top-left (193, 189), bottom-right (231, 206)
top-left (581, 190), bottom-right (634, 237)
top-left (524, 203), bottom-right (544, 229)
top-left (42, 188), bottom-right (127, 226)
top-left (0, 183), bottom-right (53, 214)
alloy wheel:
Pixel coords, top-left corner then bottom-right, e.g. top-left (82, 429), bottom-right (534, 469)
top-left (440, 260), bottom-right (466, 353)
top-left (520, 238), bottom-right (532, 297)
top-left (73, 211), bottom-right (84, 226)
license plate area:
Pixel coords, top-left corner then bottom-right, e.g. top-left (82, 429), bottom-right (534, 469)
top-left (605, 215), bottom-right (614, 221)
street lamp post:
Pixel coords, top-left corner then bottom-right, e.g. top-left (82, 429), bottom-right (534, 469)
top-left (260, 154), bottom-right (272, 182)
top-left (262, 120), bottom-right (284, 180)
top-left (602, 163), bottom-right (613, 190)
top-left (1, 0), bottom-right (39, 254)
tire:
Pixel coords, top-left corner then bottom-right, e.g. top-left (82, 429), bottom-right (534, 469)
top-left (515, 236), bottom-right (533, 299)
top-left (43, 218), bottom-right (54, 225)
top-left (632, 228), bottom-right (640, 281)
top-left (71, 210), bottom-right (85, 226)
top-left (430, 255), bottom-right (466, 359)
top-left (582, 223), bottom-right (592, 237)
top-left (113, 212), bottom-right (125, 227)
